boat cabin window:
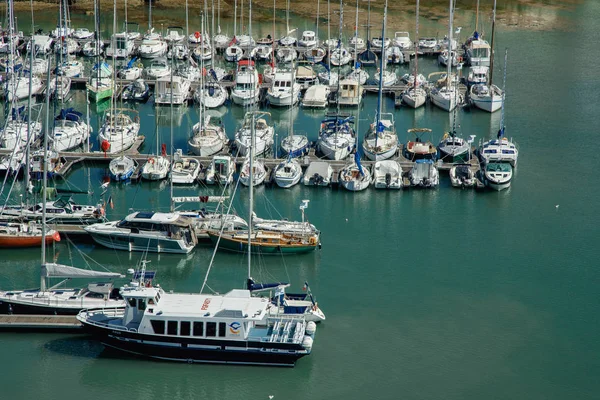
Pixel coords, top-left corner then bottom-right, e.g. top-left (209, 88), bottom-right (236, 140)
top-left (128, 298), bottom-right (137, 307)
top-left (167, 320), bottom-right (178, 335)
top-left (138, 298), bottom-right (146, 310)
top-left (180, 321), bottom-right (191, 336)
top-left (206, 322), bottom-right (217, 337)
top-left (150, 320), bottom-right (165, 335)
top-left (85, 292), bottom-right (105, 299)
top-left (193, 321), bottom-right (204, 336)
top-left (218, 322), bottom-right (227, 337)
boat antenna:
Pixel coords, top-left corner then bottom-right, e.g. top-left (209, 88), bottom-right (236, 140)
top-left (446, 0), bottom-right (453, 89)
top-left (489, 0), bottom-right (497, 86)
top-left (40, 53), bottom-right (52, 292)
top-left (475, 0), bottom-right (480, 35)
top-left (499, 48), bottom-right (507, 138)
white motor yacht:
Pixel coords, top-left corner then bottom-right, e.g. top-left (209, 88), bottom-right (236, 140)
top-left (303, 161), bottom-right (333, 186)
top-left (274, 158), bottom-right (303, 188)
top-left (302, 85), bottom-right (330, 108)
top-left (205, 155), bottom-right (235, 185)
top-left (85, 211), bottom-right (197, 253)
top-left (171, 149), bottom-right (201, 184)
top-left (154, 75), bottom-right (191, 106)
top-left (484, 162), bottom-right (512, 191)
top-left (138, 29), bottom-right (168, 59)
top-left (392, 31), bottom-right (412, 50)
top-left (408, 159), bottom-right (439, 188)
top-left (230, 59), bottom-right (260, 106)
top-left (266, 69), bottom-right (301, 107)
top-left (105, 33), bottom-right (135, 58)
top-left (470, 83), bottom-right (503, 113)
top-left (144, 58), bottom-right (171, 80)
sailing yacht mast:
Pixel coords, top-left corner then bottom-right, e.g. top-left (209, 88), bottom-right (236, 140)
top-left (488, 0), bottom-right (497, 86)
top-left (413, 0), bottom-right (420, 88)
top-left (375, 0), bottom-right (387, 150)
top-left (40, 57), bottom-right (52, 292)
top-left (445, 0), bottom-right (454, 89)
top-left (247, 113), bottom-right (255, 281)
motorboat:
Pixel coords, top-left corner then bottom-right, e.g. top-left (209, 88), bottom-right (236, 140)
top-left (205, 155), bottom-right (235, 185)
top-left (144, 58), bottom-right (171, 80)
top-left (404, 128), bottom-right (437, 161)
top-left (140, 155), bottom-right (170, 181)
top-left (164, 26), bottom-right (185, 43)
top-left (392, 31), bottom-right (412, 50)
top-left (274, 158), bottom-right (303, 188)
top-left (362, 114), bottom-right (398, 161)
top-left (449, 163), bottom-right (475, 188)
top-left (339, 159), bottom-right (371, 192)
top-left (439, 35), bottom-right (457, 51)
top-left (295, 63), bottom-right (318, 89)
top-left (97, 109), bottom-right (140, 154)
top-left (109, 155), bottom-right (137, 181)
top-left (371, 37), bottom-right (391, 51)
top-left (230, 59), bottom-right (260, 106)
top-left (177, 64), bottom-right (202, 82)
top-left (121, 79), bottom-right (151, 102)
top-left (192, 43), bottom-right (212, 61)
top-left (317, 114), bottom-right (355, 160)
top-left (239, 158), bottom-right (268, 187)
top-left (0, 195), bottom-right (104, 225)
top-left (418, 37), bottom-right (438, 51)
top-left (408, 159), bottom-right (439, 188)
top-left (349, 36), bottom-right (366, 52)
top-left (279, 35), bottom-right (296, 47)
top-left (385, 46), bottom-right (404, 64)
top-left (464, 38), bottom-right (491, 66)
top-left (303, 161), bottom-right (333, 186)
top-left (266, 69), bottom-right (301, 107)
top-left (298, 31), bottom-right (317, 47)
top-left (234, 113), bottom-right (274, 157)
top-left (188, 115), bottom-right (228, 157)
top-left (50, 108), bottom-right (91, 151)
top-left (302, 85), bottom-right (330, 108)
top-left (484, 162), bottom-right (512, 191)
top-left (336, 79), bottom-right (363, 107)
top-left (85, 211), bottom-right (197, 253)
top-left (105, 33), bottom-right (135, 58)
top-left (438, 133), bottom-right (470, 163)
top-left (373, 160), bottom-right (402, 189)
top-left (171, 149), bottom-right (201, 184)
top-left (30, 149), bottom-right (64, 179)
top-left (467, 66), bottom-right (488, 86)
top-left (154, 75), bottom-right (191, 106)
top-left (51, 25), bottom-right (74, 38)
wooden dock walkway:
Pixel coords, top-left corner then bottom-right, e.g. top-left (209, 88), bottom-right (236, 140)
top-left (0, 315), bottom-right (82, 332)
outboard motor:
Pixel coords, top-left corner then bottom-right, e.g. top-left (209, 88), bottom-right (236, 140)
top-left (385, 173), bottom-right (392, 187)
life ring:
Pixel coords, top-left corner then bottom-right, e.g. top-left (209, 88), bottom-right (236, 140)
top-left (309, 237), bottom-right (317, 245)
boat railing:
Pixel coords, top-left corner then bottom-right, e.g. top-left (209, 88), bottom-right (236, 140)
top-left (78, 307), bottom-right (127, 330)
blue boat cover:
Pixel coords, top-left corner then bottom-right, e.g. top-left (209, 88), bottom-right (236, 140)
top-left (56, 108), bottom-right (83, 122)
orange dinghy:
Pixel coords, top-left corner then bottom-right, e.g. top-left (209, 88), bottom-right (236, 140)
top-left (0, 223), bottom-right (61, 248)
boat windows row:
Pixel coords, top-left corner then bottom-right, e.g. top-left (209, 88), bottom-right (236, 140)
top-left (150, 320), bottom-right (227, 337)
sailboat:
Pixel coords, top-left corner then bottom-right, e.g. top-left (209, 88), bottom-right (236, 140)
top-left (141, 112), bottom-right (170, 181)
top-left (211, 115), bottom-right (320, 253)
top-left (482, 49), bottom-right (517, 191)
top-left (234, 112), bottom-right (274, 157)
top-left (430, 0), bottom-right (460, 112)
top-left (402, 0), bottom-right (427, 108)
top-left (345, 0), bottom-right (369, 85)
top-left (362, 0), bottom-right (398, 162)
top-left (470, 0), bottom-right (503, 113)
top-left (303, 0), bottom-right (326, 62)
top-left (86, 0), bottom-right (112, 102)
top-left (357, 0), bottom-right (378, 66)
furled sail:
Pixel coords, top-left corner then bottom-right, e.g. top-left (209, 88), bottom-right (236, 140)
top-left (42, 263), bottom-right (124, 279)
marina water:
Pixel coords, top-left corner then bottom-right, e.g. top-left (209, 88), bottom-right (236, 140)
top-left (1, 1), bottom-right (599, 398)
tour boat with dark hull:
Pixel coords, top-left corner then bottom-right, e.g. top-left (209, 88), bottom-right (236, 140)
top-left (77, 280), bottom-right (316, 366)
top-left (0, 196), bottom-right (104, 225)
